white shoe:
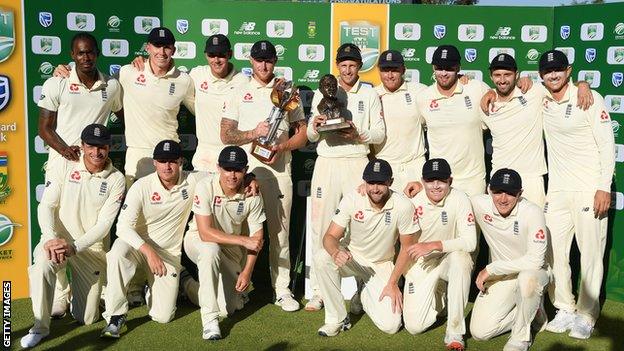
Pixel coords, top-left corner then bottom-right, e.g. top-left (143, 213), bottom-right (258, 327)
top-left (304, 295), bottom-right (323, 312)
top-left (443, 333), bottom-right (465, 350)
top-left (318, 316), bottom-right (351, 337)
top-left (20, 332), bottom-right (48, 348)
top-left (569, 315), bottom-right (593, 339)
top-left (349, 292), bottom-right (363, 315)
top-left (275, 294), bottom-right (300, 312)
top-left (545, 309), bottom-right (576, 333)
top-left (50, 300), bottom-right (68, 319)
top-left (202, 319), bottom-right (221, 340)
top-left (503, 339), bottom-right (531, 351)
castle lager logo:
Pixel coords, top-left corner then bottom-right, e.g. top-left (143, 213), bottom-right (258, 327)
top-left (340, 20), bottom-right (380, 72)
top-left (0, 9), bottom-right (15, 63)
top-left (0, 214), bottom-right (20, 247)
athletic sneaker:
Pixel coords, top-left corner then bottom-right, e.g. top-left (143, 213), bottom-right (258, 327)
top-left (101, 315), bottom-right (127, 338)
top-left (203, 319), bottom-right (221, 340)
top-left (20, 332), bottom-right (48, 348)
top-left (444, 333), bottom-right (465, 351)
top-left (569, 315), bottom-right (593, 339)
top-left (545, 309), bottom-right (576, 333)
top-left (503, 339), bottom-right (530, 351)
top-left (275, 294), bottom-right (300, 312)
top-left (50, 300), bottom-right (68, 319)
top-left (349, 292), bottom-right (363, 315)
top-left (304, 295), bottom-right (323, 312)
top-left (318, 316), bottom-right (352, 337)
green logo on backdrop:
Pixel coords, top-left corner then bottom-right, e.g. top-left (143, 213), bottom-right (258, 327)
top-left (584, 72), bottom-right (595, 85)
top-left (402, 25), bottom-right (413, 39)
top-left (39, 61), bottom-right (53, 75)
top-left (529, 26), bottom-right (541, 40)
top-left (242, 44), bottom-right (252, 59)
top-left (40, 37), bottom-right (53, 53)
top-left (612, 97), bottom-right (622, 111)
top-left (526, 49), bottom-right (540, 61)
top-left (108, 15), bottom-right (121, 29)
top-left (587, 24), bottom-right (598, 39)
top-left (615, 23), bottom-right (624, 36)
top-left (142, 18), bottom-right (154, 32)
top-left (177, 43), bottom-right (188, 57)
top-left (75, 14), bottom-right (87, 29)
top-left (0, 9), bottom-right (15, 63)
top-left (307, 21), bottom-right (316, 38)
top-left (109, 40), bottom-right (121, 55)
top-left (274, 67), bottom-right (285, 78)
top-left (340, 21), bottom-right (380, 72)
top-left (615, 48), bottom-right (624, 63)
top-left (306, 46), bottom-right (317, 60)
top-left (209, 21), bottom-right (221, 35)
top-left (0, 214), bottom-right (20, 247)
top-left (465, 25), bottom-right (477, 40)
top-left (274, 22), bottom-right (285, 36)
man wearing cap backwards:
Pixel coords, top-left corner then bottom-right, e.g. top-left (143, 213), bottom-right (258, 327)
top-left (101, 140), bottom-right (202, 337)
top-left (21, 124), bottom-right (125, 348)
top-left (220, 39), bottom-right (307, 312)
top-left (306, 43), bottom-right (386, 311)
top-left (537, 50), bottom-right (615, 339)
top-left (372, 49), bottom-right (427, 193)
top-left (39, 32), bottom-right (124, 320)
top-left (396, 158), bottom-right (476, 350)
top-left (183, 146), bottom-right (265, 340)
top-left (469, 168), bottom-right (549, 351)
top-left (479, 53), bottom-right (593, 207)
top-left (314, 159), bottom-right (419, 337)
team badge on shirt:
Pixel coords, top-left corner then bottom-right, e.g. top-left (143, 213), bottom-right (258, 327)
top-left (135, 74), bottom-right (146, 85)
top-left (193, 195), bottom-right (200, 205)
top-left (518, 96), bottom-right (527, 106)
top-left (600, 110), bottom-right (610, 122)
top-left (101, 90), bottom-right (108, 101)
top-left (169, 83), bottom-right (176, 95)
top-left (99, 182), bottom-right (108, 196)
top-left (464, 96), bottom-right (472, 109)
top-left (414, 206), bottom-right (423, 220)
top-left (483, 214), bottom-right (493, 223)
top-left (467, 212), bottom-right (475, 225)
top-left (384, 211), bottom-right (391, 225)
top-left (200, 81), bottom-right (208, 91)
top-left (243, 92), bottom-right (253, 102)
top-left (513, 221), bottom-right (519, 235)
top-left (181, 188), bottom-right (189, 200)
top-left (441, 211), bottom-right (448, 225)
top-left (150, 192), bottom-right (162, 204)
top-left (358, 101), bottom-right (364, 113)
top-left (69, 83), bottom-right (80, 94)
top-left (69, 170), bottom-right (81, 183)
top-left (214, 196), bottom-right (222, 207)
top-left (534, 229), bottom-right (546, 243)
top-left (565, 104), bottom-right (573, 118)
top-left (236, 201), bottom-right (245, 215)
top-left (404, 93), bottom-right (412, 104)
top-left (354, 210), bottom-right (365, 222)
top-left (429, 99), bottom-right (440, 111)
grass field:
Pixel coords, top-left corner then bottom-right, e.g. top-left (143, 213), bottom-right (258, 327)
top-left (8, 289), bottom-right (624, 351)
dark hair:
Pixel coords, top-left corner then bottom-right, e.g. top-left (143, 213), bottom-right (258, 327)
top-left (70, 32), bottom-right (99, 54)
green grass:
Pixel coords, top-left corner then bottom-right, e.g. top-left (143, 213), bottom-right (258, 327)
top-left (8, 292), bottom-right (624, 350)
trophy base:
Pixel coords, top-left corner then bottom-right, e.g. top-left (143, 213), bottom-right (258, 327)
top-left (251, 141), bottom-right (276, 162)
top-left (317, 121), bottom-right (352, 133)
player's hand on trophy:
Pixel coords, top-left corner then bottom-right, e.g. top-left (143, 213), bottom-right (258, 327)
top-left (379, 283), bottom-right (403, 313)
top-left (62, 145), bottom-right (81, 161)
top-left (312, 114), bottom-right (327, 133)
top-left (475, 268), bottom-right (491, 293)
top-left (480, 89), bottom-right (497, 115)
top-left (131, 56), bottom-right (146, 71)
top-left (516, 76), bottom-right (533, 94)
top-left (594, 190), bottom-right (610, 219)
top-left (331, 249), bottom-right (352, 268)
top-left (253, 121), bottom-right (270, 139)
top-left (140, 244), bottom-right (167, 277)
top-left (53, 64), bottom-right (72, 78)
top-left (336, 121), bottom-right (359, 141)
top-left (577, 81), bottom-right (594, 110)
top-left (403, 181), bottom-right (423, 198)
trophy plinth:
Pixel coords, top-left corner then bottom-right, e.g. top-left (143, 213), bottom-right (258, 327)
top-left (251, 140), bottom-right (276, 162)
top-left (317, 117), bottom-right (351, 133)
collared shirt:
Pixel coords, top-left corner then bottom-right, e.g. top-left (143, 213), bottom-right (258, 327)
top-left (116, 170), bottom-right (204, 255)
top-left (308, 78), bottom-right (385, 158)
top-left (542, 84), bottom-right (615, 192)
top-left (186, 175), bottom-right (265, 241)
top-left (332, 190), bottom-right (420, 264)
top-left (223, 76), bottom-right (305, 177)
top-left (471, 194), bottom-right (547, 276)
top-left (481, 85), bottom-right (548, 177)
top-left (373, 81), bottom-right (427, 164)
top-left (410, 187), bottom-right (476, 256)
top-left (38, 156), bottom-right (125, 252)
top-left (119, 63), bottom-right (195, 149)
top-left (416, 80), bottom-right (490, 181)
top-left (38, 69), bottom-right (122, 161)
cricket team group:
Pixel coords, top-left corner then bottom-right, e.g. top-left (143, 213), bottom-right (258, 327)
top-left (19, 24), bottom-right (615, 351)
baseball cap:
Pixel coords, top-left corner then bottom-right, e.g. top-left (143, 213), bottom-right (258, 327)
top-left (489, 168), bottom-right (523, 194)
top-left (422, 158), bottom-right (452, 180)
top-left (250, 40), bottom-right (277, 60)
top-left (431, 45), bottom-right (461, 67)
top-left (204, 34), bottom-right (231, 55)
top-left (363, 159), bottom-right (393, 183)
top-left (539, 50), bottom-right (569, 72)
top-left (489, 53), bottom-right (517, 71)
top-left (81, 124), bottom-right (111, 146)
top-left (336, 43), bottom-right (362, 62)
top-left (218, 146), bottom-right (248, 170)
top-left (153, 140), bottom-right (182, 161)
top-left (378, 50), bottom-right (404, 69)
top-left (148, 27), bottom-right (175, 46)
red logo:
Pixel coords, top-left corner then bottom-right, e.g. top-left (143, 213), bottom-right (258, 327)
top-left (69, 83), bottom-right (79, 92)
top-left (214, 196), bottom-right (222, 206)
top-left (535, 229), bottom-right (545, 240)
top-left (151, 192), bottom-right (161, 202)
top-left (543, 100), bottom-right (549, 109)
top-left (600, 110), bottom-right (610, 121)
top-left (467, 213), bottom-right (474, 223)
top-left (414, 206), bottom-right (423, 220)
top-left (484, 214), bottom-right (493, 222)
top-left (194, 195), bottom-right (200, 205)
top-left (243, 92), bottom-right (253, 102)
top-left (354, 210), bottom-right (364, 221)
top-left (200, 81), bottom-right (208, 90)
top-left (429, 100), bottom-right (439, 109)
top-left (136, 74), bottom-right (146, 84)
top-left (69, 170), bottom-right (81, 181)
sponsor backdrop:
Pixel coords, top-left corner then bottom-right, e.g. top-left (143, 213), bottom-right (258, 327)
top-left (5, 1), bottom-right (623, 300)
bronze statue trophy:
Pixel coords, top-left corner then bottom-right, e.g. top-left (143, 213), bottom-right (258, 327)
top-left (316, 74), bottom-right (350, 133)
top-left (251, 78), bottom-right (300, 162)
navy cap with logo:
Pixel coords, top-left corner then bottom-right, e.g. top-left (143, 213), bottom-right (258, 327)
top-left (148, 27), bottom-right (175, 46)
top-left (539, 50), bottom-right (569, 72)
top-left (432, 45), bottom-right (461, 67)
top-left (363, 159), bottom-right (393, 183)
top-left (218, 146), bottom-right (248, 170)
top-left (489, 168), bottom-right (523, 194)
top-left (153, 140), bottom-right (182, 161)
top-left (81, 123), bottom-right (111, 146)
top-left (378, 50), bottom-right (404, 69)
top-left (489, 53), bottom-right (517, 71)
top-left (250, 40), bottom-right (277, 60)
top-left (422, 158), bottom-right (452, 180)
top-left (204, 34), bottom-right (231, 54)
top-left (336, 43), bottom-right (362, 63)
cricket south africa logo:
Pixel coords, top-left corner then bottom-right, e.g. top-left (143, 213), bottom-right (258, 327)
top-left (0, 214), bottom-right (20, 247)
top-left (0, 9), bottom-right (15, 63)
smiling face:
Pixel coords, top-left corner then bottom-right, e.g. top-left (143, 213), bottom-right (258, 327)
top-left (540, 66), bottom-right (572, 94)
top-left (379, 66), bottom-right (405, 92)
top-left (81, 142), bottom-right (109, 171)
top-left (433, 65), bottom-right (460, 90)
top-left (337, 59), bottom-right (361, 88)
top-left (218, 165), bottom-right (247, 193)
top-left (71, 38), bottom-right (98, 75)
top-left (490, 189), bottom-right (522, 217)
top-left (206, 51), bottom-right (232, 78)
top-left (250, 57), bottom-right (276, 84)
top-left (147, 42), bottom-right (175, 71)
top-left (490, 68), bottom-right (519, 97)
top-left (365, 180), bottom-right (392, 207)
top-left (153, 158), bottom-right (181, 184)
top-left (422, 177), bottom-right (452, 204)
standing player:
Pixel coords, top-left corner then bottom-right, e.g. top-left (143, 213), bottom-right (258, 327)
top-left (400, 159), bottom-right (476, 350)
top-left (38, 32), bottom-right (123, 319)
top-left (21, 124), bottom-right (125, 348)
top-left (470, 169), bottom-right (549, 351)
top-left (373, 50), bottom-right (427, 192)
top-left (183, 146), bottom-right (265, 340)
top-left (314, 159), bottom-right (419, 336)
top-left (538, 50), bottom-right (615, 339)
top-left (221, 40), bottom-right (307, 312)
top-left (306, 43), bottom-right (385, 311)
